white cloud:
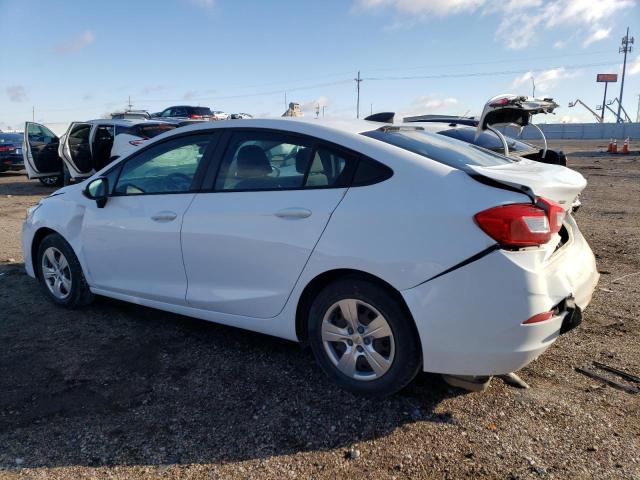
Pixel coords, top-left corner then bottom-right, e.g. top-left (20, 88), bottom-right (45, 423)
top-left (399, 95), bottom-right (460, 118)
top-left (629, 56), bottom-right (640, 76)
top-left (182, 90), bottom-right (198, 100)
top-left (187, 0), bottom-right (215, 9)
top-left (6, 85), bottom-right (27, 102)
top-left (355, 0), bottom-right (635, 49)
top-left (583, 27), bottom-right (611, 47)
top-left (510, 67), bottom-right (579, 95)
top-left (355, 0), bottom-right (484, 15)
top-left (301, 96), bottom-right (330, 113)
top-left (54, 30), bottom-right (95, 54)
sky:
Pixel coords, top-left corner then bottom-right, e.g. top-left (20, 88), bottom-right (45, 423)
top-left (1, 0), bottom-right (639, 130)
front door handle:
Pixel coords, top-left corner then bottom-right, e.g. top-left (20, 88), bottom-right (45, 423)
top-left (274, 207), bottom-right (312, 219)
top-left (151, 211), bottom-right (178, 222)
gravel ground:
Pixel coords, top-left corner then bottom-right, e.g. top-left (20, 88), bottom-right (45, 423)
top-left (0, 140), bottom-right (638, 479)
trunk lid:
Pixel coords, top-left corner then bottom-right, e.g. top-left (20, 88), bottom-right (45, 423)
top-left (476, 94), bottom-right (559, 138)
top-left (468, 159), bottom-right (586, 211)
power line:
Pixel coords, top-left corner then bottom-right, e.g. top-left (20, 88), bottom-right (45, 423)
top-left (363, 61), bottom-right (622, 81)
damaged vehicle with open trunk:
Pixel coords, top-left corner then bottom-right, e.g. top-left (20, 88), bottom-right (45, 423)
top-left (22, 118), bottom-right (598, 396)
top-left (396, 95), bottom-right (566, 166)
top-left (23, 119), bottom-right (177, 186)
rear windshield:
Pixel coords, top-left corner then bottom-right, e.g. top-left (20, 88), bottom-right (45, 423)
top-left (0, 133), bottom-right (23, 144)
top-left (362, 128), bottom-right (514, 169)
top-left (134, 123), bottom-right (177, 138)
top-left (189, 107), bottom-right (212, 116)
top-left (439, 127), bottom-right (534, 153)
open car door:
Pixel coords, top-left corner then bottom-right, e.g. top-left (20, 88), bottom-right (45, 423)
top-left (476, 95), bottom-right (559, 160)
top-left (61, 122), bottom-right (94, 179)
top-left (23, 122), bottom-right (64, 179)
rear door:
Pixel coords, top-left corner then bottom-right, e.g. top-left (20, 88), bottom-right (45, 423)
top-left (62, 122), bottom-right (93, 177)
top-left (23, 122), bottom-right (63, 178)
top-left (181, 129), bottom-right (356, 318)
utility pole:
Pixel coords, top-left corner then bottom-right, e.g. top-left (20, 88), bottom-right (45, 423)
top-left (531, 77), bottom-right (536, 97)
top-left (284, 92), bottom-right (287, 110)
top-left (617, 27), bottom-right (634, 123)
top-left (354, 71), bottom-right (362, 119)
top-left (127, 95), bottom-right (133, 111)
top-left (636, 94), bottom-right (640, 123)
top-left (32, 106), bottom-right (34, 122)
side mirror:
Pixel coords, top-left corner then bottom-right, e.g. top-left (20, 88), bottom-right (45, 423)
top-left (83, 177), bottom-right (109, 208)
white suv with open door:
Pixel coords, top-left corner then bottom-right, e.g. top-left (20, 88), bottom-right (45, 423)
top-left (23, 119), bottom-right (177, 186)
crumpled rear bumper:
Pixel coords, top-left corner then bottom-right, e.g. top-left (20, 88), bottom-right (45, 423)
top-left (402, 214), bottom-right (599, 376)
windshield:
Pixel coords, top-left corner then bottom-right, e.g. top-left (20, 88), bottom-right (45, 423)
top-left (438, 127), bottom-right (534, 153)
top-left (362, 128), bottom-right (515, 169)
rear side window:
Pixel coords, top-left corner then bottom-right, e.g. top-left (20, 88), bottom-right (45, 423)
top-left (352, 157), bottom-right (393, 186)
top-left (189, 107), bottom-right (212, 116)
top-left (214, 132), bottom-right (358, 191)
top-left (362, 128), bottom-right (514, 169)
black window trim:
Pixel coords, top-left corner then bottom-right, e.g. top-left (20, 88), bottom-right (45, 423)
top-left (199, 127), bottom-right (386, 194)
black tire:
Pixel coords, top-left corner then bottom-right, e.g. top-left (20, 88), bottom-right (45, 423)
top-left (38, 175), bottom-right (63, 187)
top-left (36, 233), bottom-right (94, 308)
top-left (308, 278), bottom-right (422, 397)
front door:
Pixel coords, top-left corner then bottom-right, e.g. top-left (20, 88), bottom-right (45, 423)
top-left (81, 132), bottom-right (214, 304)
top-left (23, 122), bottom-right (63, 178)
top-left (62, 122), bottom-right (93, 178)
top-left (181, 130), bottom-right (357, 318)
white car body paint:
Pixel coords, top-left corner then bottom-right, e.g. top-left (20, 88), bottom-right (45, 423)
top-left (22, 118), bottom-right (599, 376)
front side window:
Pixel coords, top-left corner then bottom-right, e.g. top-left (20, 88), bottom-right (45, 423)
top-left (214, 132), bottom-right (357, 191)
top-left (114, 134), bottom-right (211, 195)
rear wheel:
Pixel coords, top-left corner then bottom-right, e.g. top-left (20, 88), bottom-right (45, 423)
top-left (36, 233), bottom-right (94, 308)
top-left (308, 278), bottom-right (421, 396)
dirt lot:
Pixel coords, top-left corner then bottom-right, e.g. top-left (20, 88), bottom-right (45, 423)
top-left (0, 140), bottom-right (638, 479)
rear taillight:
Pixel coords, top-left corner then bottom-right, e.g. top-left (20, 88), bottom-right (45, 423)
top-left (0, 145), bottom-right (15, 152)
top-left (190, 114), bottom-right (203, 119)
top-left (474, 197), bottom-right (565, 248)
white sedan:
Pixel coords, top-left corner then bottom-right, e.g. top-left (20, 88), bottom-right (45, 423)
top-left (22, 118), bottom-right (599, 396)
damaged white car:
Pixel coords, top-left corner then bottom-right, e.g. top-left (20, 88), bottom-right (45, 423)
top-left (22, 118), bottom-right (598, 396)
top-left (23, 119), bottom-right (177, 186)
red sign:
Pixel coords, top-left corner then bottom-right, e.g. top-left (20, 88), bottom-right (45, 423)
top-left (597, 73), bottom-right (618, 82)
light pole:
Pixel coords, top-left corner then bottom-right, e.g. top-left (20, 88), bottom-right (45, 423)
top-left (617, 27), bottom-right (634, 123)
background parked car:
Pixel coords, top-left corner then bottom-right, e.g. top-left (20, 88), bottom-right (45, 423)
top-left (0, 132), bottom-right (25, 173)
top-left (229, 113), bottom-right (253, 119)
top-left (110, 110), bottom-right (151, 120)
top-left (403, 95), bottom-right (566, 166)
top-left (152, 106), bottom-right (214, 121)
top-left (23, 119), bottom-right (177, 186)
top-left (212, 110), bottom-right (230, 121)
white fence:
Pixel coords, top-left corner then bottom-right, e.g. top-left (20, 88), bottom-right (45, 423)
top-left (498, 122), bottom-right (640, 140)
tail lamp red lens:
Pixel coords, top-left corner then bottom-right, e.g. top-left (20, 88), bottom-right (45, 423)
top-left (474, 198), bottom-right (565, 248)
top-left (190, 114), bottom-right (203, 119)
top-left (0, 145), bottom-right (16, 152)
top-left (523, 311), bottom-right (554, 325)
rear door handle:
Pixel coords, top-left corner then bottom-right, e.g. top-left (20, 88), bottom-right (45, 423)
top-left (151, 211), bottom-right (178, 222)
top-left (274, 207), bottom-right (312, 219)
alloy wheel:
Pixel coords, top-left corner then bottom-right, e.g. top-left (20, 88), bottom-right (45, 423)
top-left (321, 299), bottom-right (395, 381)
top-left (41, 247), bottom-right (72, 300)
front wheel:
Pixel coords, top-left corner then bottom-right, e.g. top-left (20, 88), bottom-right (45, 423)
top-left (308, 278), bottom-right (422, 397)
top-left (36, 233), bottom-right (94, 308)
